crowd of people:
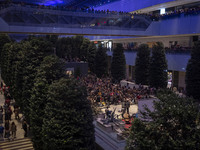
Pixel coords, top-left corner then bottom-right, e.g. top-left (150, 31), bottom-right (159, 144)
top-left (0, 82), bottom-right (28, 141)
top-left (81, 74), bottom-right (156, 107)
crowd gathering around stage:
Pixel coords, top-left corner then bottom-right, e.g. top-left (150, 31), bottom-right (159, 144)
top-left (81, 74), bottom-right (156, 107)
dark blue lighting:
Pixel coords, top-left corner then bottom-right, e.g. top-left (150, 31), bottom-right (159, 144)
top-left (38, 0), bottom-right (64, 6)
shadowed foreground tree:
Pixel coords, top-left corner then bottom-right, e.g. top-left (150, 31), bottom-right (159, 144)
top-left (21, 38), bottom-right (53, 122)
top-left (126, 90), bottom-right (200, 150)
top-left (95, 44), bottom-right (108, 78)
top-left (42, 78), bottom-right (95, 150)
top-left (111, 43), bottom-right (126, 83)
top-left (149, 42), bottom-right (168, 89)
top-left (186, 41), bottom-right (200, 100)
top-left (30, 55), bottom-right (65, 150)
top-left (135, 44), bottom-right (150, 85)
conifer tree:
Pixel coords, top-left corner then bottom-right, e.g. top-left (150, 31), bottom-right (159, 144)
top-left (56, 37), bottom-right (72, 59)
top-left (0, 43), bottom-right (11, 82)
top-left (13, 38), bottom-right (53, 122)
top-left (135, 44), bottom-right (150, 85)
top-left (126, 90), bottom-right (200, 150)
top-left (80, 38), bottom-right (90, 61)
top-left (95, 44), bottom-right (108, 78)
top-left (30, 55), bottom-right (65, 150)
top-left (71, 35), bottom-right (84, 58)
top-left (0, 34), bottom-right (11, 66)
top-left (88, 42), bottom-right (96, 73)
top-left (186, 41), bottom-right (200, 100)
top-left (111, 43), bottom-right (126, 83)
top-left (42, 78), bottom-right (95, 150)
top-left (149, 42), bottom-right (168, 89)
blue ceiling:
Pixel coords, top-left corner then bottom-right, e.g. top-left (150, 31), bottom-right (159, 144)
top-left (3, 0), bottom-right (120, 8)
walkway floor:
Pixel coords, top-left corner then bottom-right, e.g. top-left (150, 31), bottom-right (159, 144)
top-left (0, 79), bottom-right (34, 149)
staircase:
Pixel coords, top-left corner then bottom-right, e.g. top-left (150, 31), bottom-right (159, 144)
top-left (0, 138), bottom-right (34, 150)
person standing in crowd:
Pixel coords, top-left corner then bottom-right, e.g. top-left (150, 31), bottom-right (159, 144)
top-left (22, 120), bottom-right (28, 137)
top-left (4, 120), bottom-right (10, 140)
top-left (6, 106), bottom-right (12, 121)
top-left (14, 106), bottom-right (20, 120)
top-left (0, 106), bottom-right (3, 113)
top-left (11, 122), bottom-right (17, 139)
top-left (0, 112), bottom-right (3, 124)
top-left (0, 124), bottom-right (4, 139)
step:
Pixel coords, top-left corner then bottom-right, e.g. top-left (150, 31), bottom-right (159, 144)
top-left (0, 138), bottom-right (34, 150)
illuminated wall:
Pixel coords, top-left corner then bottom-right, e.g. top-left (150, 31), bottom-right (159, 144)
top-left (95, 0), bottom-right (175, 12)
top-left (107, 51), bottom-right (190, 72)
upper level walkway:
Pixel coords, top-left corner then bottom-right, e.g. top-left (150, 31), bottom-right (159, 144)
top-left (0, 4), bottom-right (200, 36)
top-left (0, 4), bottom-right (152, 36)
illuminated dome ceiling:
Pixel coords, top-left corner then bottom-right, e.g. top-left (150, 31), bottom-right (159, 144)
top-left (3, 0), bottom-right (120, 8)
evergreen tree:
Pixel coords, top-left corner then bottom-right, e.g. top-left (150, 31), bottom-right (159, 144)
top-left (0, 34), bottom-right (11, 66)
top-left (2, 42), bottom-right (22, 98)
top-left (149, 42), bottom-right (168, 89)
top-left (126, 90), bottom-right (200, 150)
top-left (30, 55), bottom-right (65, 150)
top-left (12, 42), bottom-right (30, 108)
top-left (12, 38), bottom-right (53, 122)
top-left (80, 38), bottom-right (90, 61)
top-left (88, 42), bottom-right (96, 73)
top-left (42, 78), bottom-right (95, 150)
top-left (0, 43), bottom-right (11, 82)
top-left (94, 44), bottom-right (108, 78)
top-left (56, 37), bottom-right (72, 59)
top-left (186, 41), bottom-right (200, 100)
top-left (135, 44), bottom-right (150, 85)
top-left (111, 43), bottom-right (126, 83)
top-left (71, 35), bottom-right (84, 58)
top-left (46, 35), bottom-right (58, 45)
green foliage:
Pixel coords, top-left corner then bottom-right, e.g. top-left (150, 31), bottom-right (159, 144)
top-left (95, 44), bottom-right (108, 78)
top-left (21, 39), bottom-right (54, 121)
top-left (186, 41), bottom-right (200, 100)
top-left (88, 42), bottom-right (96, 73)
top-left (0, 43), bottom-right (11, 82)
top-left (56, 37), bottom-right (72, 59)
top-left (71, 35), bottom-right (84, 58)
top-left (1, 42), bottom-right (22, 99)
top-left (126, 90), bottom-right (200, 150)
top-left (135, 44), bottom-right (150, 85)
top-left (149, 42), bottom-right (168, 89)
top-left (46, 35), bottom-right (58, 45)
top-left (30, 55), bottom-right (65, 149)
top-left (42, 78), bottom-right (95, 150)
top-left (5, 38), bottom-right (53, 122)
top-left (111, 43), bottom-right (126, 83)
top-left (0, 34), bottom-right (11, 65)
top-left (80, 38), bottom-right (90, 61)
top-left (56, 36), bottom-right (90, 62)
